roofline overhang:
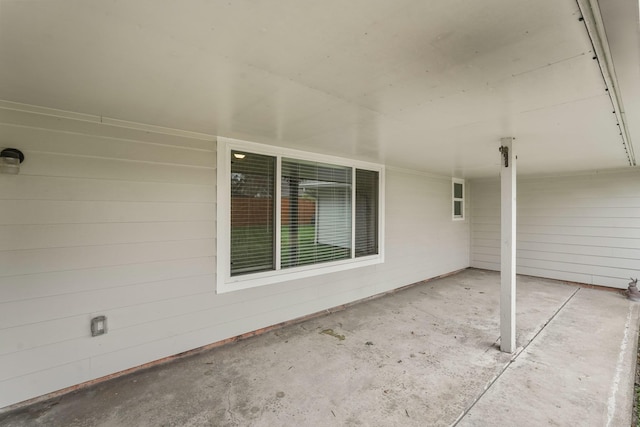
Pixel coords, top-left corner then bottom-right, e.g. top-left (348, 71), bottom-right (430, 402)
top-left (577, 0), bottom-right (637, 167)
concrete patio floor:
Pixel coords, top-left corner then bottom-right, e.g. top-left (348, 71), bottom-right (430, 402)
top-left (1, 268), bottom-right (639, 427)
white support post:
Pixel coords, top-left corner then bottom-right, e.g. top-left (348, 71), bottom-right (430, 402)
top-left (499, 137), bottom-right (516, 353)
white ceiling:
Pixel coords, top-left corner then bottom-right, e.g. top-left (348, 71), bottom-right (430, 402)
top-left (0, 0), bottom-right (638, 178)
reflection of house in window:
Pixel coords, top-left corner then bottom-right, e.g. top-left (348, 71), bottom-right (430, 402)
top-left (302, 181), bottom-right (352, 248)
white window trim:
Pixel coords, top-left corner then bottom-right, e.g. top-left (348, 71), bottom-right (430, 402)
top-left (452, 178), bottom-right (465, 221)
top-left (217, 137), bottom-right (385, 293)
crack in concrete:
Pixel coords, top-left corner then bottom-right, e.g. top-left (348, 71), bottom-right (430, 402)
top-left (226, 384), bottom-right (237, 426)
top-left (451, 287), bottom-right (581, 426)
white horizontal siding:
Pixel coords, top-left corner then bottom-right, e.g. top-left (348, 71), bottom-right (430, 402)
top-left (0, 175), bottom-right (215, 202)
top-left (0, 221), bottom-right (215, 250)
top-left (0, 200), bottom-right (214, 225)
top-left (0, 106), bottom-right (470, 408)
top-left (0, 257), bottom-right (214, 303)
top-left (0, 105), bottom-right (218, 407)
top-left (470, 171), bottom-right (640, 288)
top-left (0, 239), bottom-right (215, 277)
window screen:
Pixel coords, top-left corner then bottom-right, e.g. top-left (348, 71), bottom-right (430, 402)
top-left (355, 169), bottom-right (379, 257)
top-left (281, 158), bottom-right (352, 268)
top-left (230, 151), bottom-right (276, 276)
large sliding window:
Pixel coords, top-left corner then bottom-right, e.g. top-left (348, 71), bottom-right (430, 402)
top-left (218, 137), bottom-right (384, 292)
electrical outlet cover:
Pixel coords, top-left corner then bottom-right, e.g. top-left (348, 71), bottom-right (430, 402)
top-left (91, 315), bottom-right (107, 336)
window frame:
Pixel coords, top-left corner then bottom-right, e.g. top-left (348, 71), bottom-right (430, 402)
top-left (217, 137), bottom-right (385, 293)
top-left (452, 178), bottom-right (465, 221)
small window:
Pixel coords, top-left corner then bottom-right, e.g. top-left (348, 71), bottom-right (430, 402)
top-left (452, 178), bottom-right (464, 220)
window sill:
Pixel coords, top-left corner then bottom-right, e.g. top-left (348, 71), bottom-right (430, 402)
top-left (216, 254), bottom-right (383, 294)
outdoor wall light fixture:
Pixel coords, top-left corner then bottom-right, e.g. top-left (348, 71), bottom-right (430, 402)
top-left (0, 148), bottom-right (25, 175)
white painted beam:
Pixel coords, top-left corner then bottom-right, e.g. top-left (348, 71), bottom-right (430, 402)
top-left (500, 137), bottom-right (516, 353)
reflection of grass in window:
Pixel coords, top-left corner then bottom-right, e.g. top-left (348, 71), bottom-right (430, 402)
top-left (231, 225), bottom-right (350, 273)
top-left (230, 225), bottom-right (274, 275)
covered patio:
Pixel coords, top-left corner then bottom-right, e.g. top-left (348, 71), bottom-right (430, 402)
top-left (1, 0), bottom-right (640, 418)
top-left (1, 269), bottom-right (637, 426)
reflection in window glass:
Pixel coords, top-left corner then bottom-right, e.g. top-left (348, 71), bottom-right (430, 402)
top-left (230, 151), bottom-right (276, 276)
top-left (453, 179), bottom-right (464, 220)
top-left (356, 169), bottom-right (379, 257)
top-left (454, 182), bottom-right (463, 199)
top-left (454, 200), bottom-right (462, 217)
top-left (281, 158), bottom-right (352, 269)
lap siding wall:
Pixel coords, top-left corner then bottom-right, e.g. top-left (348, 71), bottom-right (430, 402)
top-left (0, 105), bottom-right (470, 408)
top-left (470, 171), bottom-right (640, 289)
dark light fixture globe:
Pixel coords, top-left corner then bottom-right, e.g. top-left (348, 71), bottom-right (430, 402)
top-left (0, 148), bottom-right (25, 174)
